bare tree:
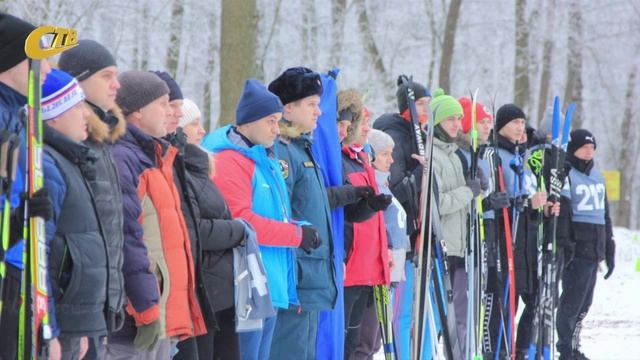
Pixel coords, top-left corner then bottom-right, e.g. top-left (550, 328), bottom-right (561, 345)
top-left (535, 0), bottom-right (555, 125)
top-left (165, 0), bottom-right (184, 77)
top-left (563, 0), bottom-right (584, 128)
top-left (437, 0), bottom-right (462, 92)
top-left (355, 0), bottom-right (394, 102)
top-left (219, 0), bottom-right (257, 126)
top-left (202, 6), bottom-right (218, 130)
top-left (330, 0), bottom-right (347, 67)
top-left (614, 56), bottom-right (638, 227)
top-left (514, 0), bottom-right (531, 108)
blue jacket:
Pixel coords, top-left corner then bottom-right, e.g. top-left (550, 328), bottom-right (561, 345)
top-left (273, 129), bottom-right (337, 311)
top-left (202, 125), bottom-right (300, 309)
top-left (0, 82), bottom-right (26, 269)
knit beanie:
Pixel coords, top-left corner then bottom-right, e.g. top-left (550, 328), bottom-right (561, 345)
top-left (58, 39), bottom-right (116, 81)
top-left (41, 69), bottom-right (86, 121)
top-left (458, 96), bottom-right (492, 134)
top-left (179, 98), bottom-right (202, 127)
top-left (268, 67), bottom-right (323, 105)
top-left (430, 88), bottom-right (463, 125)
top-left (568, 129), bottom-right (596, 155)
top-left (150, 71), bottom-right (183, 101)
top-left (495, 103), bottom-right (526, 132)
top-left (395, 75), bottom-right (431, 114)
top-left (236, 79), bottom-right (283, 125)
top-left (0, 13), bottom-right (36, 73)
top-left (368, 128), bottom-right (395, 154)
top-left (116, 71), bottom-right (169, 116)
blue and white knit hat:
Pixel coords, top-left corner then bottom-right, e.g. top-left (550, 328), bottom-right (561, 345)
top-left (42, 69), bottom-right (85, 121)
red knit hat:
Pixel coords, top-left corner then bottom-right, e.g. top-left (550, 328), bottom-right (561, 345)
top-left (459, 97), bottom-right (492, 134)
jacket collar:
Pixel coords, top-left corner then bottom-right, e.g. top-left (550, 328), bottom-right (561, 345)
top-left (568, 153), bottom-right (594, 175)
top-left (44, 125), bottom-right (96, 167)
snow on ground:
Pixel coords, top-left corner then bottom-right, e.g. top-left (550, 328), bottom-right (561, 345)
top-left (580, 227), bottom-right (640, 360)
top-left (375, 227), bottom-right (640, 359)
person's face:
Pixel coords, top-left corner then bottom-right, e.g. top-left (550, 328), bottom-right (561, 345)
top-left (284, 95), bottom-right (321, 133)
top-left (182, 119), bottom-right (206, 145)
top-left (499, 118), bottom-right (526, 143)
top-left (573, 143), bottom-right (595, 161)
top-left (337, 120), bottom-right (350, 143)
top-left (136, 95), bottom-right (171, 138)
top-left (440, 115), bottom-right (462, 138)
top-left (1, 58), bottom-right (51, 96)
top-left (373, 146), bottom-right (394, 173)
top-left (415, 96), bottom-right (431, 118)
top-left (47, 102), bottom-right (89, 142)
top-left (166, 99), bottom-right (184, 134)
top-left (239, 112), bottom-right (283, 147)
top-left (477, 117), bottom-right (492, 143)
top-left (357, 109), bottom-right (371, 145)
top-left (80, 66), bottom-right (120, 111)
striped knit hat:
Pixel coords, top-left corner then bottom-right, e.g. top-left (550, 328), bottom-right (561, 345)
top-left (41, 69), bottom-right (85, 121)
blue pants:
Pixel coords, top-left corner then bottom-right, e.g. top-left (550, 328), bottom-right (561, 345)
top-left (239, 314), bottom-right (277, 360)
top-left (392, 261), bottom-right (439, 360)
top-left (269, 308), bottom-right (318, 360)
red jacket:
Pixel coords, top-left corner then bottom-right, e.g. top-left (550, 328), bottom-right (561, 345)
top-left (342, 146), bottom-right (390, 286)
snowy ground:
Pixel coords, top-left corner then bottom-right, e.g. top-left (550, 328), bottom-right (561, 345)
top-left (375, 227), bottom-right (640, 359)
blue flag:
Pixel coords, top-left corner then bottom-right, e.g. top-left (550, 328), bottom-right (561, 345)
top-left (313, 69), bottom-right (345, 360)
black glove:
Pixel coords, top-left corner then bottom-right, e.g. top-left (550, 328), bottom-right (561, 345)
top-left (482, 191), bottom-right (510, 210)
top-left (563, 242), bottom-right (575, 268)
top-left (367, 193), bottom-right (392, 211)
top-left (510, 194), bottom-right (528, 211)
top-left (476, 167), bottom-right (489, 191)
top-left (24, 188), bottom-right (54, 220)
top-left (10, 188), bottom-right (53, 243)
top-left (465, 178), bottom-right (482, 198)
top-left (604, 240), bottom-right (615, 280)
top-left (299, 225), bottom-right (321, 254)
top-left (353, 185), bottom-right (375, 199)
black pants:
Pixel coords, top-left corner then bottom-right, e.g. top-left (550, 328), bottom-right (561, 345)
top-left (179, 306), bottom-right (240, 360)
top-left (0, 264), bottom-right (21, 360)
top-left (515, 292), bottom-right (536, 352)
top-left (556, 257), bottom-right (597, 356)
top-left (343, 286), bottom-right (373, 360)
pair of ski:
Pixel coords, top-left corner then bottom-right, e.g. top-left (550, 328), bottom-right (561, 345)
top-left (404, 76), bottom-right (461, 360)
top-left (526, 97), bottom-right (575, 360)
top-left (15, 57), bottom-right (52, 360)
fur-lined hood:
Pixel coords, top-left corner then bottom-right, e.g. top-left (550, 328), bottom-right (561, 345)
top-left (86, 103), bottom-right (127, 144)
top-left (338, 89), bottom-right (364, 145)
top-left (454, 133), bottom-right (471, 151)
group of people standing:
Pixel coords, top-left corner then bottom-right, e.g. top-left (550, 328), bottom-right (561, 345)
top-left (0, 12), bottom-right (615, 360)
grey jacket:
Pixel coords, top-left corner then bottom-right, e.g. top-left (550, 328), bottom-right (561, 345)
top-left (432, 137), bottom-right (474, 258)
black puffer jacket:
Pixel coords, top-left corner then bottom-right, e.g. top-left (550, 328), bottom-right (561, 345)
top-left (84, 102), bottom-right (127, 331)
top-left (184, 144), bottom-right (245, 324)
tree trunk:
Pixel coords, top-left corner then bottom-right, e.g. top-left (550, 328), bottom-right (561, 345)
top-left (355, 0), bottom-right (394, 102)
top-left (563, 0), bottom-right (584, 129)
top-left (219, 0), bottom-right (257, 126)
top-left (437, 0), bottom-right (462, 92)
top-left (165, 0), bottom-right (184, 78)
top-left (514, 0), bottom-right (530, 109)
top-left (615, 61), bottom-right (638, 227)
top-left (140, 0), bottom-right (150, 70)
top-left (330, 0), bottom-right (347, 67)
top-left (536, 0), bottom-right (555, 126)
top-left (203, 8), bottom-right (218, 131)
